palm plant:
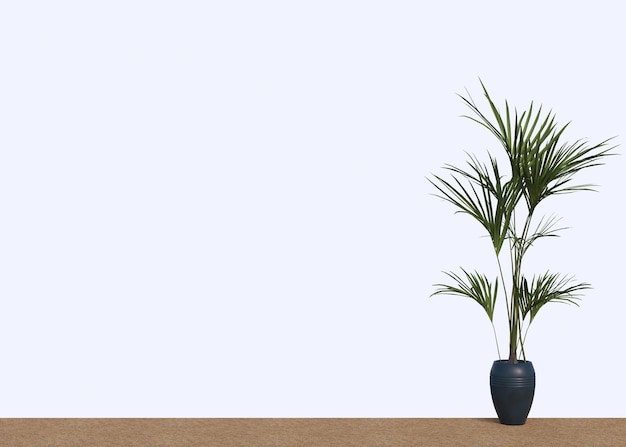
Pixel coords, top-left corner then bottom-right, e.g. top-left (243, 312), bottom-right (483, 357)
top-left (429, 81), bottom-right (616, 363)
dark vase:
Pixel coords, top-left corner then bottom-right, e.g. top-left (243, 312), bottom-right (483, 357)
top-left (490, 360), bottom-right (535, 425)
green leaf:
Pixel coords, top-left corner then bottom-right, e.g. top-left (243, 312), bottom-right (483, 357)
top-left (519, 272), bottom-right (590, 323)
top-left (428, 153), bottom-right (522, 255)
top-left (512, 214), bottom-right (568, 257)
top-left (432, 269), bottom-right (498, 322)
top-left (457, 83), bottom-right (617, 213)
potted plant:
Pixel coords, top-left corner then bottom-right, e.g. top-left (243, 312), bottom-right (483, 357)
top-left (428, 81), bottom-right (616, 425)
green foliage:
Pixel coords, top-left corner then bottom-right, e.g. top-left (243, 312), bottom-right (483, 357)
top-left (432, 269), bottom-right (498, 322)
top-left (428, 153), bottom-right (522, 255)
top-left (429, 81), bottom-right (616, 362)
top-left (460, 81), bottom-right (615, 213)
top-left (520, 273), bottom-right (590, 324)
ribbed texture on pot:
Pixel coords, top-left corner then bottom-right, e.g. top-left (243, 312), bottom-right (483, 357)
top-left (490, 376), bottom-right (535, 387)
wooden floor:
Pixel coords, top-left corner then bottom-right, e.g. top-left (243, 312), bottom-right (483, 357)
top-left (1, 418), bottom-right (625, 446)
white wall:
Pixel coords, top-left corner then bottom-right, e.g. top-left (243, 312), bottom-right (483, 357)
top-left (1, 1), bottom-right (624, 417)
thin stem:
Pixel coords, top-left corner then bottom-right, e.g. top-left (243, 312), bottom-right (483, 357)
top-left (496, 255), bottom-right (511, 324)
top-left (492, 322), bottom-right (502, 360)
top-left (522, 321), bottom-right (531, 348)
top-left (507, 214), bottom-right (517, 361)
top-left (511, 209), bottom-right (534, 361)
top-left (508, 212), bottom-right (517, 323)
top-left (518, 319), bottom-right (527, 361)
top-left (493, 240), bottom-right (510, 362)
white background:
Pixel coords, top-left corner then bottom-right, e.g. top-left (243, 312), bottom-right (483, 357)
top-left (1, 1), bottom-right (624, 417)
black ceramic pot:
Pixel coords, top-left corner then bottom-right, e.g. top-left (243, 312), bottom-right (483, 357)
top-left (490, 360), bottom-right (535, 425)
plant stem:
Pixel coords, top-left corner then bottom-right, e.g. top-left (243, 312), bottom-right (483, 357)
top-left (509, 209), bottom-right (534, 362)
top-left (496, 256), bottom-right (511, 324)
top-left (522, 321), bottom-right (531, 348)
top-left (492, 322), bottom-right (502, 360)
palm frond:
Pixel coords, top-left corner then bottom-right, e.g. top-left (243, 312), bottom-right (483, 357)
top-left (519, 272), bottom-right (591, 324)
top-left (432, 269), bottom-right (498, 322)
top-left (511, 214), bottom-right (568, 256)
top-left (428, 153), bottom-right (522, 255)
top-left (458, 83), bottom-right (617, 214)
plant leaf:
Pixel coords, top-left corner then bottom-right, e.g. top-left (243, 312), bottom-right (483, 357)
top-left (519, 271), bottom-right (590, 323)
top-left (432, 269), bottom-right (498, 322)
top-left (428, 153), bottom-right (522, 255)
top-left (458, 83), bottom-right (617, 213)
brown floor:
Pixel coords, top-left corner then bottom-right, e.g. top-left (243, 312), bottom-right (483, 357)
top-left (1, 418), bottom-right (624, 446)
